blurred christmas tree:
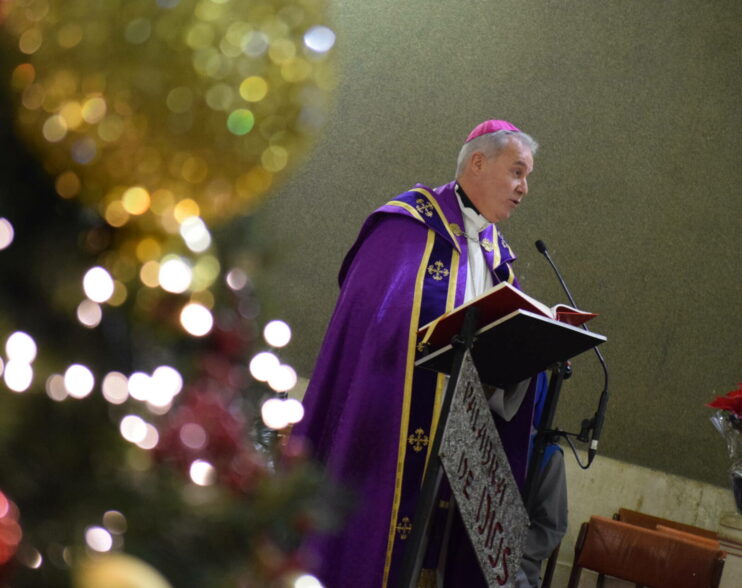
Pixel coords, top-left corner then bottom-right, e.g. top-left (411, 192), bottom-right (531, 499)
top-left (0, 1), bottom-right (344, 586)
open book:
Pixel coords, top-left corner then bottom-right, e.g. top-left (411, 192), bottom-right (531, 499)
top-left (417, 281), bottom-right (597, 350)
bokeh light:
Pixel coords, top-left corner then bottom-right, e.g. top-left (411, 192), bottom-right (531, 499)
top-left (304, 26), bottom-right (336, 53)
top-left (284, 398), bottom-right (305, 425)
top-left (191, 255), bottom-right (220, 291)
top-left (81, 96), bottom-right (106, 123)
top-left (55, 170), bottom-right (81, 198)
top-left (152, 365), bottom-right (183, 395)
top-left (121, 186), bottom-right (151, 215)
top-left (263, 320), bottom-right (291, 348)
top-left (83, 266), bottom-right (114, 303)
top-left (239, 76), bottom-right (268, 102)
top-left (249, 351), bottom-right (279, 382)
top-left (120, 414), bottom-right (148, 444)
top-left (225, 267), bottom-right (248, 290)
top-left (17, 545), bottom-right (43, 569)
top-left (64, 364), bottom-right (95, 399)
top-left (0, 491), bottom-right (22, 565)
top-left (148, 365), bottom-right (183, 408)
top-left (268, 364), bottom-right (298, 392)
top-left (5, 331), bottom-right (37, 363)
top-left (189, 459), bottom-right (216, 486)
top-left (127, 372), bottom-right (152, 402)
top-left (136, 424), bottom-right (160, 450)
top-left (159, 257), bottom-right (192, 293)
top-left (226, 109), bottom-right (255, 135)
top-left (179, 422), bottom-right (207, 449)
top-left (102, 372), bottom-right (129, 404)
top-left (140, 260), bottom-right (161, 288)
top-left (0, 492), bottom-right (10, 518)
top-left (77, 299), bottom-right (103, 328)
top-left (45, 373), bottom-right (68, 401)
top-left (261, 398), bottom-right (290, 430)
top-left (294, 574), bottom-right (324, 588)
top-left (102, 510), bottom-right (127, 535)
top-left (42, 114), bottom-right (67, 142)
top-left (180, 303), bottom-right (213, 336)
top-left (0, 218), bottom-right (14, 250)
top-left (85, 526), bottom-right (113, 552)
top-left (4, 360), bottom-right (33, 393)
top-left (179, 216), bottom-right (211, 252)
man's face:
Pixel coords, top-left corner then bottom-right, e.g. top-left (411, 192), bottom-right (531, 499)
top-left (471, 139), bottom-right (534, 223)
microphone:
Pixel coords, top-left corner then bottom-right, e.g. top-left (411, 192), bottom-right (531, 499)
top-left (535, 239), bottom-right (609, 466)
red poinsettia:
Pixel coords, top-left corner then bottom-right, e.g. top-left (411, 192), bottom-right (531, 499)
top-left (707, 383), bottom-right (742, 418)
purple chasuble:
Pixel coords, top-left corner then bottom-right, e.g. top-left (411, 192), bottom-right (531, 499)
top-left (292, 181), bottom-right (535, 588)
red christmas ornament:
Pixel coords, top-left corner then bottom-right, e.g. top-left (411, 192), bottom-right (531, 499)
top-left (154, 387), bottom-right (267, 495)
top-left (0, 491), bottom-right (22, 567)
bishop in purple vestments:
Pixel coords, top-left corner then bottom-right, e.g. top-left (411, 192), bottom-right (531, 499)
top-left (293, 120), bottom-right (539, 587)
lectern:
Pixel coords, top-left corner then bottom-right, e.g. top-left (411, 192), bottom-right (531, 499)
top-left (397, 307), bottom-right (606, 587)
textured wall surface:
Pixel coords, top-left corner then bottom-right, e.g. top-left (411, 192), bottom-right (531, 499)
top-left (254, 1), bottom-right (741, 485)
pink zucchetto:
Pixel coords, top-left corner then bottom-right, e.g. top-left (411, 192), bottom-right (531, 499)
top-left (465, 119), bottom-right (521, 142)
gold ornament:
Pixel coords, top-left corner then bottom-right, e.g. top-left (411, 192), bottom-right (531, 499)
top-left (4, 0), bottom-right (334, 310)
top-left (74, 553), bottom-right (173, 588)
top-left (6, 0), bottom-right (334, 225)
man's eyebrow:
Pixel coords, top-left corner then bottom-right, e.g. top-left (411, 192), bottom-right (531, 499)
top-left (513, 159), bottom-right (532, 170)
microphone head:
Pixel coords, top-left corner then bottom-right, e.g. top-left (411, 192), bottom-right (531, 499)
top-left (535, 239), bottom-right (548, 254)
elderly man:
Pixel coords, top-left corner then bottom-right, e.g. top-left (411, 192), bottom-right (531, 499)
top-left (294, 120), bottom-right (548, 587)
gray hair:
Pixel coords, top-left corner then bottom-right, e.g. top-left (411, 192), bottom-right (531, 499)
top-left (455, 130), bottom-right (539, 177)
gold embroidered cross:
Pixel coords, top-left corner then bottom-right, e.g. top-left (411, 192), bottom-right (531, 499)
top-left (396, 516), bottom-right (412, 540)
top-left (427, 260), bottom-right (449, 281)
top-left (415, 198), bottom-right (434, 218)
top-left (480, 238), bottom-right (494, 252)
top-left (408, 428), bottom-right (429, 452)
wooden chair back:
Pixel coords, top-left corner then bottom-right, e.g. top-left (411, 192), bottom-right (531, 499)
top-left (567, 515), bottom-right (725, 588)
top-left (615, 507), bottom-right (718, 540)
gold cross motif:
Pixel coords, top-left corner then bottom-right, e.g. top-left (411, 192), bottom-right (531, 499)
top-left (396, 516), bottom-right (412, 540)
top-left (408, 428), bottom-right (429, 452)
top-left (415, 198), bottom-right (434, 218)
top-left (480, 238), bottom-right (494, 252)
top-left (427, 260), bottom-right (449, 281)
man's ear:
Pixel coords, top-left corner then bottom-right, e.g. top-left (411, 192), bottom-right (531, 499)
top-left (470, 151), bottom-right (485, 173)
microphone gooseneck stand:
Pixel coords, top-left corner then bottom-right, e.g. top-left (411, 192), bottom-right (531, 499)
top-left (525, 239), bottom-right (611, 512)
top-left (532, 239), bottom-right (610, 469)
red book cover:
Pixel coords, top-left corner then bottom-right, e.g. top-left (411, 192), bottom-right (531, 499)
top-left (417, 282), bottom-right (597, 349)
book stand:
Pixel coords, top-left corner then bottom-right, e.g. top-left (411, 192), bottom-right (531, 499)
top-left (397, 308), bottom-right (606, 587)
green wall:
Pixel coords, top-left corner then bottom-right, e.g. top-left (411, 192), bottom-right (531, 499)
top-left (256, 1), bottom-right (741, 486)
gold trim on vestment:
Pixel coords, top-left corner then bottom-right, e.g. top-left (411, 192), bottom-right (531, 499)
top-left (386, 199), bottom-right (425, 223)
top-left (491, 234), bottom-right (502, 269)
top-left (424, 248), bottom-right (459, 475)
top-left (410, 187), bottom-right (460, 252)
top-left (382, 228), bottom-right (436, 588)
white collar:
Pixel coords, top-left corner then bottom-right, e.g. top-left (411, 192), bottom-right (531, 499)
top-left (454, 186), bottom-right (491, 236)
